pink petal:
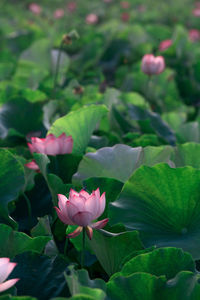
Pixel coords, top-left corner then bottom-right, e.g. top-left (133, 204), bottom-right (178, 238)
top-left (71, 211), bottom-right (93, 227)
top-left (44, 135), bottom-right (60, 155)
top-left (27, 142), bottom-right (35, 153)
top-left (0, 279), bottom-right (19, 292)
top-left (69, 189), bottom-right (80, 200)
top-left (31, 137), bottom-right (45, 154)
top-left (25, 160), bottom-right (40, 171)
top-left (79, 190), bottom-right (90, 199)
top-left (58, 134), bottom-right (73, 154)
top-left (0, 258), bottom-right (9, 267)
top-left (84, 192), bottom-right (99, 219)
top-left (91, 218), bottom-right (109, 229)
top-left (55, 207), bottom-right (74, 225)
top-left (0, 262), bottom-right (17, 284)
top-left (86, 226), bottom-right (93, 240)
top-left (95, 192), bottom-right (106, 219)
top-left (67, 226), bottom-right (83, 238)
top-left (58, 194), bottom-right (68, 210)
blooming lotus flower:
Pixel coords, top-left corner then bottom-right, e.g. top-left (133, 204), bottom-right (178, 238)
top-left (55, 188), bottom-right (109, 239)
top-left (29, 3), bottom-right (42, 15)
top-left (141, 54), bottom-right (165, 75)
top-left (25, 160), bottom-right (40, 172)
top-left (189, 29), bottom-right (200, 42)
top-left (121, 12), bottom-right (130, 22)
top-left (0, 258), bottom-right (19, 293)
top-left (159, 39), bottom-right (172, 51)
top-left (54, 9), bottom-right (65, 19)
top-left (28, 133), bottom-right (73, 156)
top-left (85, 14), bottom-right (98, 25)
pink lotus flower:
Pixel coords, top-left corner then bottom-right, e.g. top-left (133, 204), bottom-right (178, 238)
top-left (67, 2), bottom-right (77, 13)
top-left (29, 3), bottom-right (42, 15)
top-left (159, 39), bottom-right (172, 51)
top-left (189, 29), bottom-right (200, 42)
top-left (193, 8), bottom-right (200, 16)
top-left (120, 1), bottom-right (130, 9)
top-left (0, 258), bottom-right (19, 293)
top-left (141, 54), bottom-right (165, 75)
top-left (121, 12), bottom-right (130, 22)
top-left (25, 160), bottom-right (40, 172)
top-left (85, 14), bottom-right (98, 25)
top-left (28, 133), bottom-right (73, 156)
top-left (137, 4), bottom-right (146, 12)
top-left (55, 188), bottom-right (109, 239)
top-left (54, 9), bottom-right (65, 19)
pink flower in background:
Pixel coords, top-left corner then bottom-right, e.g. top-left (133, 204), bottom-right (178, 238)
top-left (141, 54), bottom-right (165, 75)
top-left (193, 8), bottom-right (200, 16)
top-left (25, 160), bottom-right (40, 172)
top-left (55, 188), bottom-right (109, 240)
top-left (137, 4), bottom-right (146, 12)
top-left (189, 29), bottom-right (200, 42)
top-left (103, 0), bottom-right (113, 3)
top-left (159, 39), bottom-right (172, 51)
top-left (121, 12), bottom-right (130, 22)
top-left (28, 133), bottom-right (73, 156)
top-left (29, 3), bottom-right (42, 15)
top-left (67, 2), bottom-right (77, 13)
top-left (120, 1), bottom-right (130, 9)
top-left (0, 258), bottom-right (19, 293)
top-left (54, 9), bottom-right (65, 19)
top-left (85, 13), bottom-right (98, 25)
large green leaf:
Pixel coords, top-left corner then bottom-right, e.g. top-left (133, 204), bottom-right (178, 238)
top-left (113, 247), bottom-right (195, 280)
top-left (162, 271), bottom-right (200, 299)
top-left (48, 105), bottom-right (108, 154)
top-left (109, 163), bottom-right (200, 259)
top-left (0, 224), bottom-right (50, 258)
top-left (0, 97), bottom-right (43, 138)
top-left (12, 252), bottom-right (69, 299)
top-left (73, 145), bottom-right (142, 184)
top-left (73, 145), bottom-right (173, 185)
top-left (0, 149), bottom-right (25, 226)
top-left (65, 266), bottom-right (106, 299)
top-left (173, 143), bottom-right (200, 168)
top-left (107, 272), bottom-right (166, 300)
top-left (87, 230), bottom-right (144, 276)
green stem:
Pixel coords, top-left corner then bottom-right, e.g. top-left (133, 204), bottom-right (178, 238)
top-left (64, 237), bottom-right (68, 256)
top-left (81, 227), bottom-right (86, 268)
top-left (23, 192), bottom-right (32, 227)
top-left (52, 40), bottom-right (64, 98)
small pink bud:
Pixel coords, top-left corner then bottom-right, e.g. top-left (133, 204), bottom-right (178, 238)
top-left (189, 29), bottom-right (200, 42)
top-left (67, 2), bottom-right (77, 13)
top-left (0, 258), bottom-right (19, 293)
top-left (54, 9), bottom-right (65, 19)
top-left (141, 54), bottom-right (165, 75)
top-left (85, 13), bottom-right (98, 25)
top-left (120, 1), bottom-right (130, 9)
top-left (121, 12), bottom-right (130, 22)
top-left (55, 189), bottom-right (108, 239)
top-left (159, 39), bottom-right (172, 51)
top-left (25, 160), bottom-right (40, 172)
top-left (29, 3), bottom-right (42, 15)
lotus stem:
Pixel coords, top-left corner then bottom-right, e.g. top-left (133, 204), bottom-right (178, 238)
top-left (81, 227), bottom-right (86, 268)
